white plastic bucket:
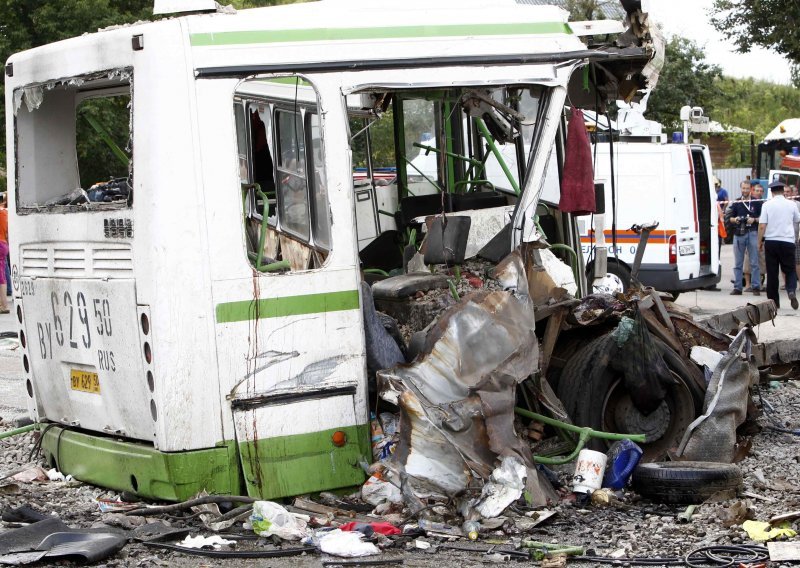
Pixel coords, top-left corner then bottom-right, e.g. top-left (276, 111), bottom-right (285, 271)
top-left (572, 449), bottom-right (608, 494)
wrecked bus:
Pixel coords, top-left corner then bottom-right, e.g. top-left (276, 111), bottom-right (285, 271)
top-left (5, 0), bottom-right (661, 501)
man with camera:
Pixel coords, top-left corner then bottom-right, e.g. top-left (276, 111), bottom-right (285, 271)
top-left (727, 181), bottom-right (762, 296)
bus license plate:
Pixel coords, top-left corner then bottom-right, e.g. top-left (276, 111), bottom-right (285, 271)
top-left (70, 370), bottom-right (100, 394)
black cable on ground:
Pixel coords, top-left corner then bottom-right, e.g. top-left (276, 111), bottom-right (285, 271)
top-left (574, 544), bottom-right (768, 567)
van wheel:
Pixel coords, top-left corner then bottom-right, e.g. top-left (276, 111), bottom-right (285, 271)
top-left (588, 262), bottom-right (631, 295)
top-left (556, 332), bottom-right (705, 462)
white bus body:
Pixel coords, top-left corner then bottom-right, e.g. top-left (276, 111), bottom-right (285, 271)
top-left (5, 0), bottom-right (657, 500)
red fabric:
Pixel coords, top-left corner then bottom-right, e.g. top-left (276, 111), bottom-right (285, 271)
top-left (559, 108), bottom-right (596, 216)
top-left (339, 521), bottom-right (401, 536)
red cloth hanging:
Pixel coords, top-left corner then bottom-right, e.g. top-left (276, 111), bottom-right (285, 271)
top-left (559, 107), bottom-right (596, 216)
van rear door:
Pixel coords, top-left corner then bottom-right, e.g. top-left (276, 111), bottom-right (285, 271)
top-left (691, 145), bottom-right (718, 277)
top-left (672, 146), bottom-right (701, 280)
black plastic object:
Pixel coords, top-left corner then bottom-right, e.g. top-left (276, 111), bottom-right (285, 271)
top-left (2, 505), bottom-right (49, 523)
top-left (594, 182), bottom-right (606, 215)
top-left (451, 191), bottom-right (507, 211)
top-left (477, 224), bottom-right (511, 263)
top-left (359, 230), bottom-right (404, 273)
top-left (143, 541), bottom-right (316, 558)
top-left (631, 461), bottom-right (743, 504)
top-left (371, 273), bottom-right (450, 300)
top-left (36, 532), bottom-right (127, 563)
top-left (395, 194), bottom-right (452, 229)
top-left (423, 216), bottom-right (471, 265)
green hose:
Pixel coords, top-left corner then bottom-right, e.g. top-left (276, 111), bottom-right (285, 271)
top-left (0, 423), bottom-right (36, 441)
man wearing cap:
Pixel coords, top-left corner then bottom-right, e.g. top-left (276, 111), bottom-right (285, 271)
top-left (759, 180), bottom-right (800, 309)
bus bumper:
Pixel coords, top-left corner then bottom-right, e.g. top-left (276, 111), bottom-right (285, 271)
top-left (637, 264), bottom-right (721, 293)
top-left (41, 426), bottom-right (242, 501)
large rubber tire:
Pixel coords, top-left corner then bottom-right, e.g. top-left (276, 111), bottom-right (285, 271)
top-left (631, 461), bottom-right (743, 504)
top-left (556, 332), bottom-right (706, 462)
top-left (587, 261), bottom-right (631, 295)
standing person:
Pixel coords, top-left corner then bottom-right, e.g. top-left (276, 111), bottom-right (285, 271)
top-left (0, 195), bottom-right (8, 314)
top-left (728, 181), bottom-right (761, 296)
top-left (758, 180), bottom-right (800, 309)
top-left (745, 183), bottom-right (767, 288)
top-left (715, 177), bottom-right (729, 205)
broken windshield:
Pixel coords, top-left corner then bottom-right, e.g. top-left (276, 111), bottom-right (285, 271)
top-left (14, 70), bottom-right (133, 213)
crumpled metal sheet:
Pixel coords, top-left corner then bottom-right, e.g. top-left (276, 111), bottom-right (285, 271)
top-left (378, 253), bottom-right (540, 507)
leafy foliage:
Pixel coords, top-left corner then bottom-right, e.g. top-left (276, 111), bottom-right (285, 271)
top-left (645, 36), bottom-right (723, 133)
top-left (711, 0), bottom-right (800, 85)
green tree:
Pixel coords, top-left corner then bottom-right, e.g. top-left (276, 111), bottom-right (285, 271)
top-left (563, 0), bottom-right (624, 20)
top-left (645, 36), bottom-right (723, 132)
top-left (711, 0), bottom-right (800, 85)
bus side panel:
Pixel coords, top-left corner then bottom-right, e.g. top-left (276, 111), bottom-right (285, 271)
top-left (196, 75), bottom-right (370, 498)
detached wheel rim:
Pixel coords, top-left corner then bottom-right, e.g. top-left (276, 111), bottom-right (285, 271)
top-left (592, 273), bottom-right (625, 295)
top-left (602, 372), bottom-right (696, 461)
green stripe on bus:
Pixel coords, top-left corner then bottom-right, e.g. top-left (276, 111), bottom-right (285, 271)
top-left (190, 22), bottom-right (572, 47)
top-left (216, 290), bottom-right (360, 323)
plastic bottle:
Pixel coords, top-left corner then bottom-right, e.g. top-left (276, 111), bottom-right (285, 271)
top-left (416, 519), bottom-right (461, 537)
top-left (602, 439), bottom-right (643, 490)
top-left (462, 520), bottom-right (481, 541)
top-left (370, 412), bottom-right (384, 461)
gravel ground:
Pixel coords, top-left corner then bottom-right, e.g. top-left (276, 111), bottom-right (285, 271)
top-left (1, 381), bottom-right (799, 567)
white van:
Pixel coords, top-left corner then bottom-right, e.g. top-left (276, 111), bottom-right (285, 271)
top-left (579, 140), bottom-right (720, 296)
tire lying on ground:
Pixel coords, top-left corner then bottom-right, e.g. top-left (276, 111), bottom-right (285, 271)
top-left (631, 461), bottom-right (743, 504)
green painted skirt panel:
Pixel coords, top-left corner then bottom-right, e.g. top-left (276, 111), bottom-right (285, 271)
top-left (41, 427), bottom-right (242, 501)
top-left (238, 424), bottom-right (370, 499)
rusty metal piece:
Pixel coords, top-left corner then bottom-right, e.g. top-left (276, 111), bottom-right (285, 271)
top-left (640, 308), bottom-right (685, 357)
top-left (699, 301), bottom-right (777, 335)
top-left (751, 339), bottom-right (800, 370)
top-left (671, 315), bottom-right (731, 353)
top-left (540, 306), bottom-right (568, 377)
top-left (649, 289), bottom-right (676, 335)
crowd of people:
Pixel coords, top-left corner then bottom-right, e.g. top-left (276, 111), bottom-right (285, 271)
top-left (720, 179), bottom-right (800, 310)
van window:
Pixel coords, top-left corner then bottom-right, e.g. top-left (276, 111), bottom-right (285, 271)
top-left (14, 71), bottom-right (132, 213)
top-left (234, 77), bottom-right (331, 272)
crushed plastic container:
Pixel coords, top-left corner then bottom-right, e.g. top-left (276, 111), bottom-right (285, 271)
top-left (602, 439), bottom-right (643, 490)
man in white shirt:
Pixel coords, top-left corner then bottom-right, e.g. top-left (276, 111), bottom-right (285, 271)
top-left (759, 180), bottom-right (800, 309)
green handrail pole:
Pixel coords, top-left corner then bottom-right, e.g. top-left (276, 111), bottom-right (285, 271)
top-left (393, 97), bottom-right (409, 198)
top-left (548, 243), bottom-right (580, 284)
top-left (84, 114), bottom-right (130, 168)
top-left (515, 407), bottom-right (645, 442)
top-left (411, 143), bottom-right (485, 170)
top-left (515, 406), bottom-right (645, 464)
top-left (476, 118), bottom-right (520, 195)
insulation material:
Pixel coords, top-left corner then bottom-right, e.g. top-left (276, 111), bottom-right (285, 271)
top-left (539, 249), bottom-right (578, 297)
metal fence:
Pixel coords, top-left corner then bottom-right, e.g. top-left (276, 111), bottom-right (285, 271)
top-left (715, 168), bottom-right (752, 201)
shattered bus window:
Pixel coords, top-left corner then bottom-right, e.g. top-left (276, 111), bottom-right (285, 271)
top-left (14, 71), bottom-right (132, 213)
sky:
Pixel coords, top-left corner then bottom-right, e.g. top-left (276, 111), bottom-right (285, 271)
top-left (647, 0), bottom-right (793, 85)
